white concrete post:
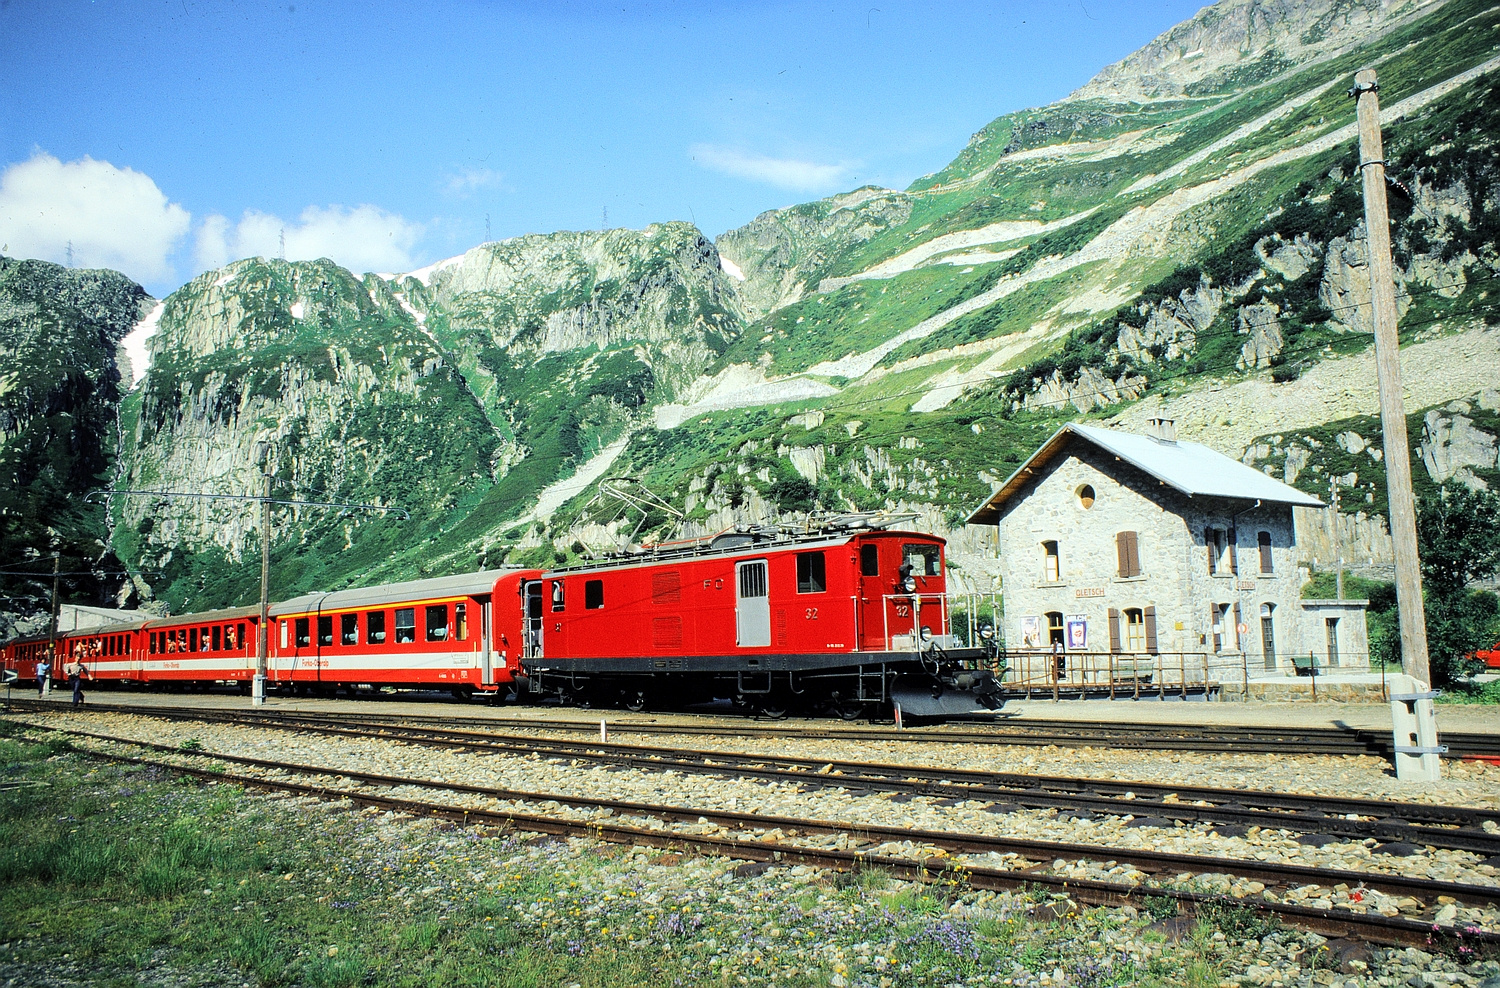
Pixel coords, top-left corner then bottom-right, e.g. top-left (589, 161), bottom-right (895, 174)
top-left (1388, 674), bottom-right (1444, 782)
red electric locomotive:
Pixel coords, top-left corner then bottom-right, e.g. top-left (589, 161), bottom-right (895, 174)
top-left (516, 521), bottom-right (1001, 717)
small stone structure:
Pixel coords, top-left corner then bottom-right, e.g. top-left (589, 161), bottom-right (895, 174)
top-left (966, 419), bottom-right (1370, 683)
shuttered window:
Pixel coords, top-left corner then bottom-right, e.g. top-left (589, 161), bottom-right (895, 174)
top-left (1116, 531), bottom-right (1141, 577)
top-left (1144, 606), bottom-right (1158, 654)
top-left (1205, 527), bottom-right (1217, 574)
top-left (1107, 608), bottom-right (1121, 653)
top-left (1043, 541), bottom-right (1060, 582)
top-left (1124, 609), bottom-right (1146, 652)
top-left (1258, 531), bottom-right (1273, 573)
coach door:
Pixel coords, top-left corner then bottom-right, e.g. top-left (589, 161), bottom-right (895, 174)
top-left (735, 560), bottom-right (771, 648)
top-left (523, 580), bottom-right (544, 657)
top-left (478, 595), bottom-right (494, 685)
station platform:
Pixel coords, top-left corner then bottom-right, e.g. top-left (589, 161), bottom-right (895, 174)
top-left (6, 680), bottom-right (1497, 736)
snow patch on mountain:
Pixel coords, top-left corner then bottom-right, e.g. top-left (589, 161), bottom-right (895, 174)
top-left (120, 300), bottom-right (166, 387)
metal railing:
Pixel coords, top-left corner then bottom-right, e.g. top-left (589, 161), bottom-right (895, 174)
top-left (998, 650), bottom-right (1218, 701)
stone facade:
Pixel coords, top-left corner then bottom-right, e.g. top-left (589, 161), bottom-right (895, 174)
top-left (980, 431), bottom-right (1369, 680)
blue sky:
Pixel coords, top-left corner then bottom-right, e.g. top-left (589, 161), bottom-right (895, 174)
top-left (1, 0), bottom-right (1208, 297)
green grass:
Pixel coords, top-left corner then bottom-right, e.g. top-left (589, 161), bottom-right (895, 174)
top-left (0, 720), bottom-right (1292, 988)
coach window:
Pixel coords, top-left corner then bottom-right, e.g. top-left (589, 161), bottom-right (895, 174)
top-left (367, 611), bottom-right (387, 645)
top-left (318, 615), bottom-right (334, 647)
top-left (395, 608), bottom-right (416, 644)
top-left (551, 580), bottom-right (565, 612)
top-left (148, 632), bottom-right (156, 655)
top-left (294, 618), bottom-right (310, 648)
top-left (280, 622), bottom-right (288, 649)
top-left (235, 623), bottom-right (246, 650)
top-left (585, 580), bottom-right (604, 610)
top-left (860, 544), bottom-right (880, 576)
top-left (201, 628), bottom-right (211, 651)
top-left (426, 605), bottom-right (449, 642)
top-left (190, 628), bottom-right (199, 652)
top-left (212, 626), bottom-right (221, 651)
top-left (455, 603), bottom-right (468, 640)
top-left (341, 613), bottom-right (358, 646)
top-left (796, 552), bottom-right (826, 593)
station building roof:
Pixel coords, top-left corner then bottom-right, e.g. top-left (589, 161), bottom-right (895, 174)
top-left (966, 421), bottom-right (1325, 525)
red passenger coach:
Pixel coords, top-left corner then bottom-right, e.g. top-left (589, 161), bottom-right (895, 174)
top-left (518, 523), bottom-right (1000, 718)
top-left (268, 571), bottom-right (538, 695)
top-left (143, 607), bottom-right (259, 685)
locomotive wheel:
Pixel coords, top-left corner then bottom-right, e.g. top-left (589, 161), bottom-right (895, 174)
top-left (756, 699), bottom-right (789, 720)
top-left (833, 699), bottom-right (864, 721)
top-left (622, 689), bottom-right (648, 713)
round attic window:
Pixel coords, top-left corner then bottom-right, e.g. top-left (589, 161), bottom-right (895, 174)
top-left (1077, 484), bottom-right (1096, 509)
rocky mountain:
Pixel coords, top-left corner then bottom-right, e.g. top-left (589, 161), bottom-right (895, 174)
top-left (0, 257), bottom-right (151, 636)
top-left (4, 0), bottom-right (1499, 625)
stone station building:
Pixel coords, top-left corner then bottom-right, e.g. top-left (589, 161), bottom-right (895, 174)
top-left (965, 420), bottom-right (1369, 684)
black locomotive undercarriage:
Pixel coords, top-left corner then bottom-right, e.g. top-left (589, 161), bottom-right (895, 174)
top-left (518, 644), bottom-right (1004, 719)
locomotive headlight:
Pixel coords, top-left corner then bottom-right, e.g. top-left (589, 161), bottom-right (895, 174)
top-left (901, 576), bottom-right (917, 593)
top-left (920, 625), bottom-right (933, 641)
top-left (979, 625), bottom-right (995, 641)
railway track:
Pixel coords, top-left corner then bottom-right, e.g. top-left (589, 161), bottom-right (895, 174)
top-left (51, 725), bottom-right (1500, 956)
top-left (15, 700), bottom-right (1500, 855)
top-left (16, 694), bottom-right (1495, 759)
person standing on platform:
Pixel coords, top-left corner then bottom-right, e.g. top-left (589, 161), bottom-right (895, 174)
top-left (36, 657), bottom-right (50, 696)
top-left (64, 654), bottom-right (89, 707)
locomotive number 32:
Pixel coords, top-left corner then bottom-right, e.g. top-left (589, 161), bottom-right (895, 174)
top-left (804, 608), bottom-right (818, 620)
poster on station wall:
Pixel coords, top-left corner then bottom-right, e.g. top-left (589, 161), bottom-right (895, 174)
top-left (1019, 615), bottom-right (1041, 648)
top-left (1065, 614), bottom-right (1088, 650)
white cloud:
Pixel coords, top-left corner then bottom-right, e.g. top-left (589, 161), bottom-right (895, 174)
top-left (0, 152), bottom-right (191, 282)
top-left (193, 204), bottom-right (426, 276)
top-left (445, 166), bottom-right (504, 197)
top-left (690, 144), bottom-right (850, 192)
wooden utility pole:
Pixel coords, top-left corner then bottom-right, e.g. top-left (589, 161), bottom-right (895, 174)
top-left (47, 554), bottom-right (60, 688)
top-left (254, 472), bottom-right (271, 707)
top-left (1351, 67), bottom-right (1431, 686)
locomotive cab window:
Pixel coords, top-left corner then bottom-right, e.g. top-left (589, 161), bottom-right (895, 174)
top-left (585, 580), bottom-right (604, 610)
top-left (367, 611), bottom-right (386, 644)
top-left (425, 605), bottom-right (448, 642)
top-left (294, 619), bottom-right (310, 648)
top-left (796, 552), bottom-right (826, 593)
top-left (395, 608), bottom-right (415, 644)
top-left (860, 543), bottom-right (880, 576)
top-left (903, 544), bottom-right (941, 578)
top-left (318, 616), bottom-right (334, 647)
top-left (341, 613), bottom-right (358, 646)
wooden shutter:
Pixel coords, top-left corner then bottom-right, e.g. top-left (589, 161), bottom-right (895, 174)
top-left (1107, 608), bottom-right (1121, 653)
top-left (1228, 530), bottom-right (1238, 575)
top-left (1205, 528), bottom-right (1216, 574)
top-left (1233, 603), bottom-right (1243, 650)
top-left (1116, 534), bottom-right (1130, 578)
top-left (1144, 606), bottom-right (1158, 654)
top-left (1125, 531), bottom-right (1140, 577)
